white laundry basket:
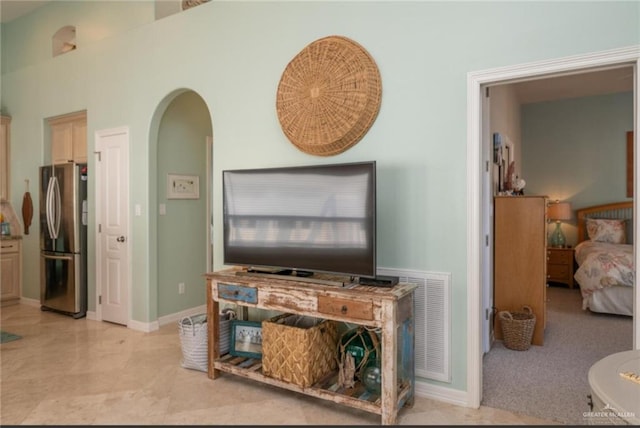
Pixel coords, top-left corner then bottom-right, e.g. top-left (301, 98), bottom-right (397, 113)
top-left (179, 313), bottom-right (208, 372)
top-left (178, 309), bottom-right (236, 372)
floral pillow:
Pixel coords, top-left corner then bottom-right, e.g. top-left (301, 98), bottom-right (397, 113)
top-left (586, 218), bottom-right (626, 244)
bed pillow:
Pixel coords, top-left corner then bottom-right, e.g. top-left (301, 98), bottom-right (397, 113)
top-left (586, 218), bottom-right (626, 244)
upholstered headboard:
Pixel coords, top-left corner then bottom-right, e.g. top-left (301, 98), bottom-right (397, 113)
top-left (576, 201), bottom-right (634, 244)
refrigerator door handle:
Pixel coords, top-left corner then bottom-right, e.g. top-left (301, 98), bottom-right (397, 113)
top-left (45, 177), bottom-right (56, 238)
top-left (52, 176), bottom-right (61, 239)
top-left (42, 253), bottom-right (73, 261)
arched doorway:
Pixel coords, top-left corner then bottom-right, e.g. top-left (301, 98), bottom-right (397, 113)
top-left (150, 89), bottom-right (213, 320)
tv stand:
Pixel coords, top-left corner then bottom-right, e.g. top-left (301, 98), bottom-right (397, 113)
top-left (206, 268), bottom-right (418, 425)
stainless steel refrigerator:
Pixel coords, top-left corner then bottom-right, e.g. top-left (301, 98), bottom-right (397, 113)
top-left (40, 163), bottom-right (88, 318)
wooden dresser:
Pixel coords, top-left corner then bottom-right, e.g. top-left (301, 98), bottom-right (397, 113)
top-left (494, 196), bottom-right (547, 346)
top-left (205, 268), bottom-right (417, 425)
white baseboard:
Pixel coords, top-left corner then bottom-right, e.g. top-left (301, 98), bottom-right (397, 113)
top-left (158, 304), bottom-right (207, 326)
top-left (125, 305), bottom-right (208, 332)
top-left (128, 318), bottom-right (159, 333)
top-left (415, 379), bottom-right (472, 408)
top-left (86, 310), bottom-right (97, 320)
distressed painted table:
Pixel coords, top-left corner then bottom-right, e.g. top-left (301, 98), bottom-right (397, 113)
top-left (205, 268), bottom-right (417, 425)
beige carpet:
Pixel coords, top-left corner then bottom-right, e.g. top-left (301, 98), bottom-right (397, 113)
top-left (482, 285), bottom-right (633, 424)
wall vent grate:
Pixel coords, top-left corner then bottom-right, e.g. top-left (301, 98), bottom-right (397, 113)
top-left (378, 267), bottom-right (451, 382)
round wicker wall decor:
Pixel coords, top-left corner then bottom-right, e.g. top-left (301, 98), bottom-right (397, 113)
top-left (276, 35), bottom-right (382, 156)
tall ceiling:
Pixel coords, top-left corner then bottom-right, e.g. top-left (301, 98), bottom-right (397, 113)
top-left (0, 1), bottom-right (634, 104)
top-left (0, 0), bottom-right (50, 23)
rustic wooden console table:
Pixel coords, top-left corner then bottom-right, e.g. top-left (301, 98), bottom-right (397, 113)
top-left (205, 268), bottom-right (417, 425)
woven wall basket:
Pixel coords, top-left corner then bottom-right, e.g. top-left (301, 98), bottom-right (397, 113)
top-left (276, 35), bottom-right (382, 156)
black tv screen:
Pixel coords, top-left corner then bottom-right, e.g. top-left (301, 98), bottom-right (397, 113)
top-left (223, 161), bottom-right (376, 278)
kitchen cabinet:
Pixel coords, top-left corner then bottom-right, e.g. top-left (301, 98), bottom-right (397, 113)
top-left (1, 239), bottom-right (22, 306)
top-left (0, 115), bottom-right (10, 201)
top-left (49, 111), bottom-right (87, 164)
top-left (494, 196), bottom-right (548, 346)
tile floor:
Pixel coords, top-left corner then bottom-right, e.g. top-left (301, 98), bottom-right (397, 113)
top-left (1, 303), bottom-right (555, 425)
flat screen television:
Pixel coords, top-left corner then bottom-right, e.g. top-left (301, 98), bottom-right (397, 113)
top-left (222, 161), bottom-right (376, 279)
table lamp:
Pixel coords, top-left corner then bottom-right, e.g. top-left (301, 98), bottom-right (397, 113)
top-left (548, 201), bottom-right (571, 248)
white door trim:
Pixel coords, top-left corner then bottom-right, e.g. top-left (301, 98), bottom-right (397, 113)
top-left (94, 126), bottom-right (132, 326)
top-left (466, 45), bottom-right (640, 408)
top-left (206, 135), bottom-right (213, 272)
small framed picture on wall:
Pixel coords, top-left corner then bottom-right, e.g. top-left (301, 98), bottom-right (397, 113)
top-left (167, 174), bottom-right (199, 199)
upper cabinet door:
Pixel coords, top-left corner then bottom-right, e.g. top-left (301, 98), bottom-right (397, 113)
top-left (51, 122), bottom-right (73, 164)
top-left (72, 120), bottom-right (87, 163)
top-left (49, 111), bottom-right (87, 165)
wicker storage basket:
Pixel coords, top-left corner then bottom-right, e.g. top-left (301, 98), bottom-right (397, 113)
top-left (499, 306), bottom-right (536, 351)
top-left (262, 314), bottom-right (338, 388)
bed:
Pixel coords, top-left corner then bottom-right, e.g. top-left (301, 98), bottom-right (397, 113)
top-left (573, 201), bottom-right (634, 316)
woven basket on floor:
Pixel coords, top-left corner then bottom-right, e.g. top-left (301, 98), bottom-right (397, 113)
top-left (262, 313), bottom-right (338, 388)
top-left (498, 306), bottom-right (536, 351)
top-left (276, 35), bottom-right (382, 156)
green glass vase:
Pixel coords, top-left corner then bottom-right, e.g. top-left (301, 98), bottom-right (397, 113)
top-left (550, 221), bottom-right (566, 248)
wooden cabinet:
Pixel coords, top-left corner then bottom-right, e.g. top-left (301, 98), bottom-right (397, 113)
top-left (546, 247), bottom-right (575, 288)
top-left (494, 196), bottom-right (547, 346)
top-left (49, 111), bottom-right (87, 164)
top-left (206, 269), bottom-right (417, 425)
top-left (0, 116), bottom-right (11, 201)
top-left (1, 239), bottom-right (22, 306)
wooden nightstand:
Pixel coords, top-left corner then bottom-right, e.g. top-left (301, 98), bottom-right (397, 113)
top-left (546, 247), bottom-right (575, 288)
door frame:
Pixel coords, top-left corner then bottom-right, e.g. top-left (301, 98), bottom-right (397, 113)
top-left (94, 126), bottom-right (132, 325)
top-left (206, 135), bottom-right (213, 272)
top-left (466, 45), bottom-right (640, 408)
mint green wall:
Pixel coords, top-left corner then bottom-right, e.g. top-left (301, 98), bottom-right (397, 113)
top-left (1, 1), bottom-right (155, 74)
top-left (157, 91), bottom-right (211, 317)
top-left (521, 92), bottom-right (634, 246)
top-left (1, 1), bottom-right (638, 394)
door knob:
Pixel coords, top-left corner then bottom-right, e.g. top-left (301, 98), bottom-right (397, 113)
top-left (116, 236), bottom-right (126, 242)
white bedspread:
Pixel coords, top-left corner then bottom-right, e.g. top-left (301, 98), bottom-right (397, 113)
top-left (573, 241), bottom-right (634, 310)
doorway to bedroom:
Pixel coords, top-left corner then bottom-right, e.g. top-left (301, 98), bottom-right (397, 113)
top-left (486, 66), bottom-right (635, 348)
top-left (468, 46), bottom-right (639, 423)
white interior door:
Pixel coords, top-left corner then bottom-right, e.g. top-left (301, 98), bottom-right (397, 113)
top-left (95, 127), bottom-right (130, 326)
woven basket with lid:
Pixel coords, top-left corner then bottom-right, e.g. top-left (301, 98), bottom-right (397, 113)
top-left (276, 35), bottom-right (382, 156)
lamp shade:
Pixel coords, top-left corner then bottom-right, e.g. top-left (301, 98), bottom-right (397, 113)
top-left (548, 202), bottom-right (571, 221)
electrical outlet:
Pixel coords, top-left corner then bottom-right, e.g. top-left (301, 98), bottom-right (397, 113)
top-left (178, 282), bottom-right (185, 294)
